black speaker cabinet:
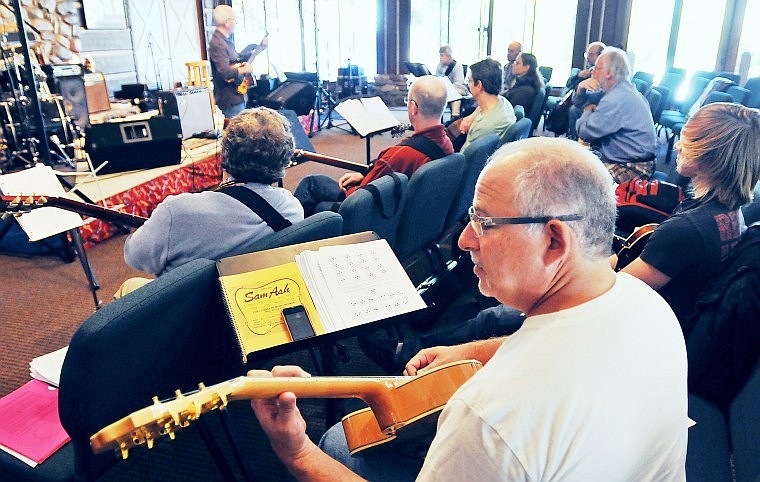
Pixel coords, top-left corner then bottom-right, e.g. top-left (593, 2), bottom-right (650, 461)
top-left (56, 75), bottom-right (90, 130)
top-left (262, 80), bottom-right (315, 116)
top-left (157, 88), bottom-right (214, 139)
top-left (85, 116), bottom-right (182, 174)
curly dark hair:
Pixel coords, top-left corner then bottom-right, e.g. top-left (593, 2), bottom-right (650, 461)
top-left (220, 107), bottom-right (295, 183)
top-left (469, 58), bottom-right (502, 95)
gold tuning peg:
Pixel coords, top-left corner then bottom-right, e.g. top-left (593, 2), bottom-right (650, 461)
top-left (152, 396), bottom-right (160, 405)
top-left (118, 442), bottom-right (129, 460)
top-left (24, 196), bottom-right (34, 205)
top-left (39, 195), bottom-right (47, 203)
top-left (1, 213), bottom-right (9, 220)
top-left (11, 196), bottom-right (21, 204)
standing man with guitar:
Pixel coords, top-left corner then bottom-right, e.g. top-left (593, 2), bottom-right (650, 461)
top-left (209, 5), bottom-right (268, 119)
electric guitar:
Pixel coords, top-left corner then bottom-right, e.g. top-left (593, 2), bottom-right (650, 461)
top-left (1, 195), bottom-right (147, 228)
top-left (90, 359), bottom-right (482, 459)
top-left (291, 149), bottom-right (372, 175)
top-left (228, 36), bottom-right (268, 95)
top-left (613, 223), bottom-right (657, 271)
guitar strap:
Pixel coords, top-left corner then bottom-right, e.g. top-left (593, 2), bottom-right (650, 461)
top-left (358, 172), bottom-right (404, 220)
top-left (219, 186), bottom-right (292, 232)
top-left (444, 60), bottom-right (457, 77)
top-left (399, 134), bottom-right (447, 161)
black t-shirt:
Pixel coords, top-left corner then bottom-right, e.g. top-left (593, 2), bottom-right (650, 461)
top-left (640, 198), bottom-right (744, 324)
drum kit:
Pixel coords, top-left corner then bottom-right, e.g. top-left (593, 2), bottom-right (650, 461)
top-left (0, 36), bottom-right (80, 172)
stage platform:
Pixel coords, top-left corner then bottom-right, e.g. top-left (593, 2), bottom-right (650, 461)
top-left (70, 137), bottom-right (223, 246)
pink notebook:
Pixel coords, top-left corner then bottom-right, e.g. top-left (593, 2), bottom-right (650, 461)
top-left (0, 380), bottom-right (70, 465)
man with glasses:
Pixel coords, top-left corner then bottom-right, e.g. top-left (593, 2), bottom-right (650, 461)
top-left (209, 5), bottom-right (268, 118)
top-left (294, 75), bottom-right (453, 216)
top-left (565, 41), bottom-right (606, 139)
top-left (249, 138), bottom-right (688, 480)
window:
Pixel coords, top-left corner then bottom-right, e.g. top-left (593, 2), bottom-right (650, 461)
top-left (737, 0), bottom-right (760, 79)
top-left (626, 0), bottom-right (676, 83)
top-left (232, 0), bottom-right (377, 81)
top-left (411, 0), bottom-right (577, 85)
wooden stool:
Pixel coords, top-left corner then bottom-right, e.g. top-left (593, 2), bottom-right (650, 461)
top-left (186, 60), bottom-right (215, 110)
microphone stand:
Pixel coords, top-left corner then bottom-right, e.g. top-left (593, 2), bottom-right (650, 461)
top-left (6, 0), bottom-right (51, 168)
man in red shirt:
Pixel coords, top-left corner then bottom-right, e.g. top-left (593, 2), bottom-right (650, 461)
top-left (294, 75), bottom-right (453, 215)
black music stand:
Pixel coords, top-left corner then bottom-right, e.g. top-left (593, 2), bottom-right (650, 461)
top-left (404, 62), bottom-right (432, 77)
top-left (333, 96), bottom-right (401, 163)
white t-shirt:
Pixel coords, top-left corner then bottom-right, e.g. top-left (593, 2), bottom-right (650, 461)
top-left (418, 272), bottom-right (688, 481)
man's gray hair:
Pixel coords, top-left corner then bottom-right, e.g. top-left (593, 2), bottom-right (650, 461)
top-left (599, 47), bottom-right (631, 82)
top-left (488, 137), bottom-right (617, 259)
top-left (439, 45), bottom-right (453, 57)
top-left (221, 108), bottom-right (295, 184)
top-left (409, 75), bottom-right (448, 119)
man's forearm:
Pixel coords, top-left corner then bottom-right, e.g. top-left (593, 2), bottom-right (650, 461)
top-left (463, 337), bottom-right (507, 364)
top-left (283, 440), bottom-right (366, 482)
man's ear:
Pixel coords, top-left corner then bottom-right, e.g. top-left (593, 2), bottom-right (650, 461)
top-left (542, 220), bottom-right (571, 266)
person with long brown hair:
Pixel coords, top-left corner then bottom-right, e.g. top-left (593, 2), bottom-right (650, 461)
top-left (620, 102), bottom-right (760, 323)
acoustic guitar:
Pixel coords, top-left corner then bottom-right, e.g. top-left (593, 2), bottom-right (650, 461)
top-left (613, 223), bottom-right (657, 271)
top-left (1, 195), bottom-right (147, 228)
top-left (90, 359), bottom-right (482, 459)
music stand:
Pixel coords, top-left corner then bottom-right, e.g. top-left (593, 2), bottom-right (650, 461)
top-left (405, 62), bottom-right (432, 77)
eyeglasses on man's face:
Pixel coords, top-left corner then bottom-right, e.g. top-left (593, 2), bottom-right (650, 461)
top-left (467, 206), bottom-right (584, 237)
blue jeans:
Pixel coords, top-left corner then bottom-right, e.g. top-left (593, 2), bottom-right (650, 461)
top-left (318, 423), bottom-right (423, 481)
top-left (221, 102), bottom-right (246, 119)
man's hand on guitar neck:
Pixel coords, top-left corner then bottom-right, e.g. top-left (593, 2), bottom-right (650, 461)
top-left (249, 365), bottom-right (365, 481)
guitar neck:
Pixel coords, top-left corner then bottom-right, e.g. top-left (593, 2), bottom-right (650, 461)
top-left (292, 149), bottom-right (371, 175)
top-left (2, 195), bottom-right (147, 228)
top-left (226, 375), bottom-right (402, 405)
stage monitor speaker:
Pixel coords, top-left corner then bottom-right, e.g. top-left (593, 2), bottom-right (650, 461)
top-left (262, 80), bottom-right (315, 116)
top-left (84, 116), bottom-right (182, 174)
top-left (157, 88), bottom-right (214, 139)
top-left (56, 75), bottom-right (90, 130)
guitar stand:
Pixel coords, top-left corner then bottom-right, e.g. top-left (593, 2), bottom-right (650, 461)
top-left (68, 227), bottom-right (101, 310)
top-left (315, 87), bottom-right (351, 135)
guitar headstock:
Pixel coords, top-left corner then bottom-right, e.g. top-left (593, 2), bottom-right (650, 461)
top-left (90, 381), bottom-right (234, 459)
top-left (390, 123), bottom-right (412, 138)
top-left (0, 195), bottom-right (48, 218)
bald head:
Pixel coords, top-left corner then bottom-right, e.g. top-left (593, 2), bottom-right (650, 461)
top-left (409, 75), bottom-right (447, 119)
top-left (482, 137), bottom-right (616, 258)
top-left (507, 41), bottom-right (522, 62)
top-left (213, 5), bottom-right (235, 29)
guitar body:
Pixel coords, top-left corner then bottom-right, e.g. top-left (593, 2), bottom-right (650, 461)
top-left (614, 223), bottom-right (657, 271)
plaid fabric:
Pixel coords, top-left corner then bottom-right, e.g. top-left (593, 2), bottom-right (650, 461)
top-left (603, 160), bottom-right (654, 184)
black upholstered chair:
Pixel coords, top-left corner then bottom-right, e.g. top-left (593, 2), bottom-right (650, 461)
top-left (338, 173), bottom-right (408, 245)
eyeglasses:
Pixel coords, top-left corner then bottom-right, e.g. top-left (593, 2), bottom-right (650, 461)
top-left (467, 206), bottom-right (584, 237)
top-left (403, 97), bottom-right (417, 106)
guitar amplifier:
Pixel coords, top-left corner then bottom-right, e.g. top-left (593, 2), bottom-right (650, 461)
top-left (85, 116), bottom-right (182, 174)
top-left (157, 88), bottom-right (215, 139)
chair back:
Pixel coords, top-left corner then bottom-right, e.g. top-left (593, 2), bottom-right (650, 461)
top-left (632, 78), bottom-right (651, 96)
top-left (502, 117), bottom-right (532, 145)
top-left (645, 88), bottom-right (663, 122)
top-left (632, 71), bottom-right (654, 85)
top-left (338, 173), bottom-right (408, 245)
top-left (58, 258), bottom-right (237, 480)
top-left (538, 66), bottom-right (553, 83)
top-left (730, 362), bottom-right (760, 482)
top-left (447, 134), bottom-right (499, 227)
top-left (242, 211), bottom-right (343, 253)
top-left (679, 76), bottom-right (711, 114)
top-left (742, 77), bottom-right (760, 108)
top-left (716, 71), bottom-right (741, 85)
top-left (527, 84), bottom-right (550, 136)
top-left (726, 85), bottom-right (750, 105)
top-left (703, 91), bottom-right (734, 105)
top-left (395, 153), bottom-right (465, 261)
top-left (658, 71), bottom-right (685, 100)
top-left (651, 86), bottom-right (670, 123)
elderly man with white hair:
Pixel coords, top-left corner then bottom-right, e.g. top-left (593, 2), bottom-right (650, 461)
top-left (575, 47), bottom-right (658, 182)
